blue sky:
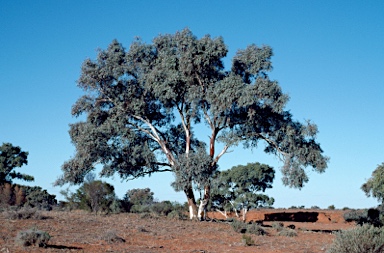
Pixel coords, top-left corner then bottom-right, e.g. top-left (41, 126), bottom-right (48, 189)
top-left (1, 1), bottom-right (383, 209)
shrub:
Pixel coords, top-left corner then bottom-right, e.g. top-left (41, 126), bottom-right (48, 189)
top-left (328, 205), bottom-right (335, 210)
top-left (151, 201), bottom-right (174, 216)
top-left (23, 186), bottom-right (57, 211)
top-left (231, 219), bottom-right (247, 233)
top-left (344, 208), bottom-right (382, 227)
top-left (247, 223), bottom-right (267, 235)
top-left (242, 234), bottom-right (255, 246)
top-left (60, 177), bottom-right (117, 214)
top-left (277, 228), bottom-right (297, 237)
top-left (100, 230), bottom-right (125, 244)
top-left (167, 210), bottom-right (187, 220)
top-left (327, 224), bottom-right (384, 253)
top-left (5, 207), bottom-right (44, 220)
top-left (15, 228), bottom-right (51, 247)
top-left (271, 221), bottom-right (284, 231)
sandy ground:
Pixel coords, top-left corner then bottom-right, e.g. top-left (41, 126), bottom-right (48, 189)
top-left (0, 209), bottom-right (354, 253)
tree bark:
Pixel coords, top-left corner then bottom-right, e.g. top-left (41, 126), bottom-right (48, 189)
top-left (198, 184), bottom-right (210, 221)
top-left (184, 186), bottom-right (198, 220)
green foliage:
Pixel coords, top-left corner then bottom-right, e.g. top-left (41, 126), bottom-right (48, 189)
top-left (328, 205), bottom-right (335, 210)
top-left (151, 200), bottom-right (174, 216)
top-left (124, 188), bottom-right (154, 206)
top-left (15, 227), bottom-right (51, 247)
top-left (327, 225), bottom-right (384, 253)
top-left (343, 208), bottom-right (383, 227)
top-left (0, 183), bottom-right (56, 210)
top-left (247, 223), bottom-right (267, 235)
top-left (231, 219), bottom-right (247, 233)
top-left (211, 162), bottom-right (275, 216)
top-left (60, 177), bottom-right (117, 214)
top-left (56, 29), bottom-right (328, 216)
top-left (362, 163), bottom-right (384, 204)
top-left (23, 186), bottom-right (57, 211)
top-left (0, 143), bottom-right (33, 184)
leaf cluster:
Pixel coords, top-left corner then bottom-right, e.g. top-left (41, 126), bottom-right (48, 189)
top-left (0, 143), bottom-right (33, 184)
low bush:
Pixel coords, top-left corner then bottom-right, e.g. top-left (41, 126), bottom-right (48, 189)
top-left (167, 210), bottom-right (187, 220)
top-left (242, 234), bottom-right (255, 246)
top-left (277, 228), bottom-right (297, 237)
top-left (271, 221), bottom-right (284, 231)
top-left (327, 224), bottom-right (384, 253)
top-left (100, 230), bottom-right (125, 244)
top-left (5, 207), bottom-right (44, 220)
top-left (231, 219), bottom-right (247, 233)
top-left (247, 223), bottom-right (267, 236)
top-left (15, 228), bottom-right (51, 247)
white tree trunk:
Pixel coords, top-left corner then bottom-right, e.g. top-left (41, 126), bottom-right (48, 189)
top-left (198, 199), bottom-right (208, 220)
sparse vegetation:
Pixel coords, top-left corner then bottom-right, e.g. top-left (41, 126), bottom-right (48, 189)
top-left (15, 227), bottom-right (51, 247)
top-left (5, 207), bottom-right (45, 220)
top-left (242, 234), bottom-right (255, 246)
top-left (247, 223), bottom-right (267, 235)
top-left (327, 224), bottom-right (384, 253)
top-left (231, 219), bottom-right (247, 233)
top-left (100, 230), bottom-right (125, 244)
top-left (277, 228), bottom-right (298, 237)
top-left (271, 221), bottom-right (284, 231)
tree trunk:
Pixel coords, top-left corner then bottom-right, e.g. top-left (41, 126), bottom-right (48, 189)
top-left (184, 186), bottom-right (198, 220)
top-left (198, 184), bottom-right (210, 221)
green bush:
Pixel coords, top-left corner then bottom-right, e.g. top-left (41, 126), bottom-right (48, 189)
top-left (15, 228), bottom-right (51, 247)
top-left (327, 224), bottom-right (384, 253)
top-left (23, 186), bottom-right (57, 211)
top-left (231, 219), bottom-right (247, 233)
top-left (151, 201), bottom-right (174, 216)
top-left (247, 223), bottom-right (267, 235)
top-left (344, 208), bottom-right (382, 227)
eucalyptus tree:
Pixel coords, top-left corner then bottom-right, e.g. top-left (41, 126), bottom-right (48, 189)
top-left (56, 29), bottom-right (329, 220)
top-left (0, 143), bottom-right (33, 184)
top-left (211, 162), bottom-right (275, 220)
top-left (362, 163), bottom-right (384, 204)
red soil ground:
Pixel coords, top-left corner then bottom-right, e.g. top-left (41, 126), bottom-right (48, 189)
top-left (0, 209), bottom-right (354, 253)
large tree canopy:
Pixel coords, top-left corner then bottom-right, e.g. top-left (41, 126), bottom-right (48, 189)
top-left (361, 163), bottom-right (384, 204)
top-left (56, 29), bottom-right (329, 218)
top-left (0, 143), bottom-right (33, 184)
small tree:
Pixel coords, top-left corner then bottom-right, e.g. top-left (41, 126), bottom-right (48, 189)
top-left (81, 180), bottom-right (116, 214)
top-left (62, 175), bottom-right (117, 214)
top-left (211, 162), bottom-right (274, 220)
top-left (0, 143), bottom-right (33, 184)
top-left (362, 163), bottom-right (384, 204)
top-left (123, 188), bottom-right (154, 213)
